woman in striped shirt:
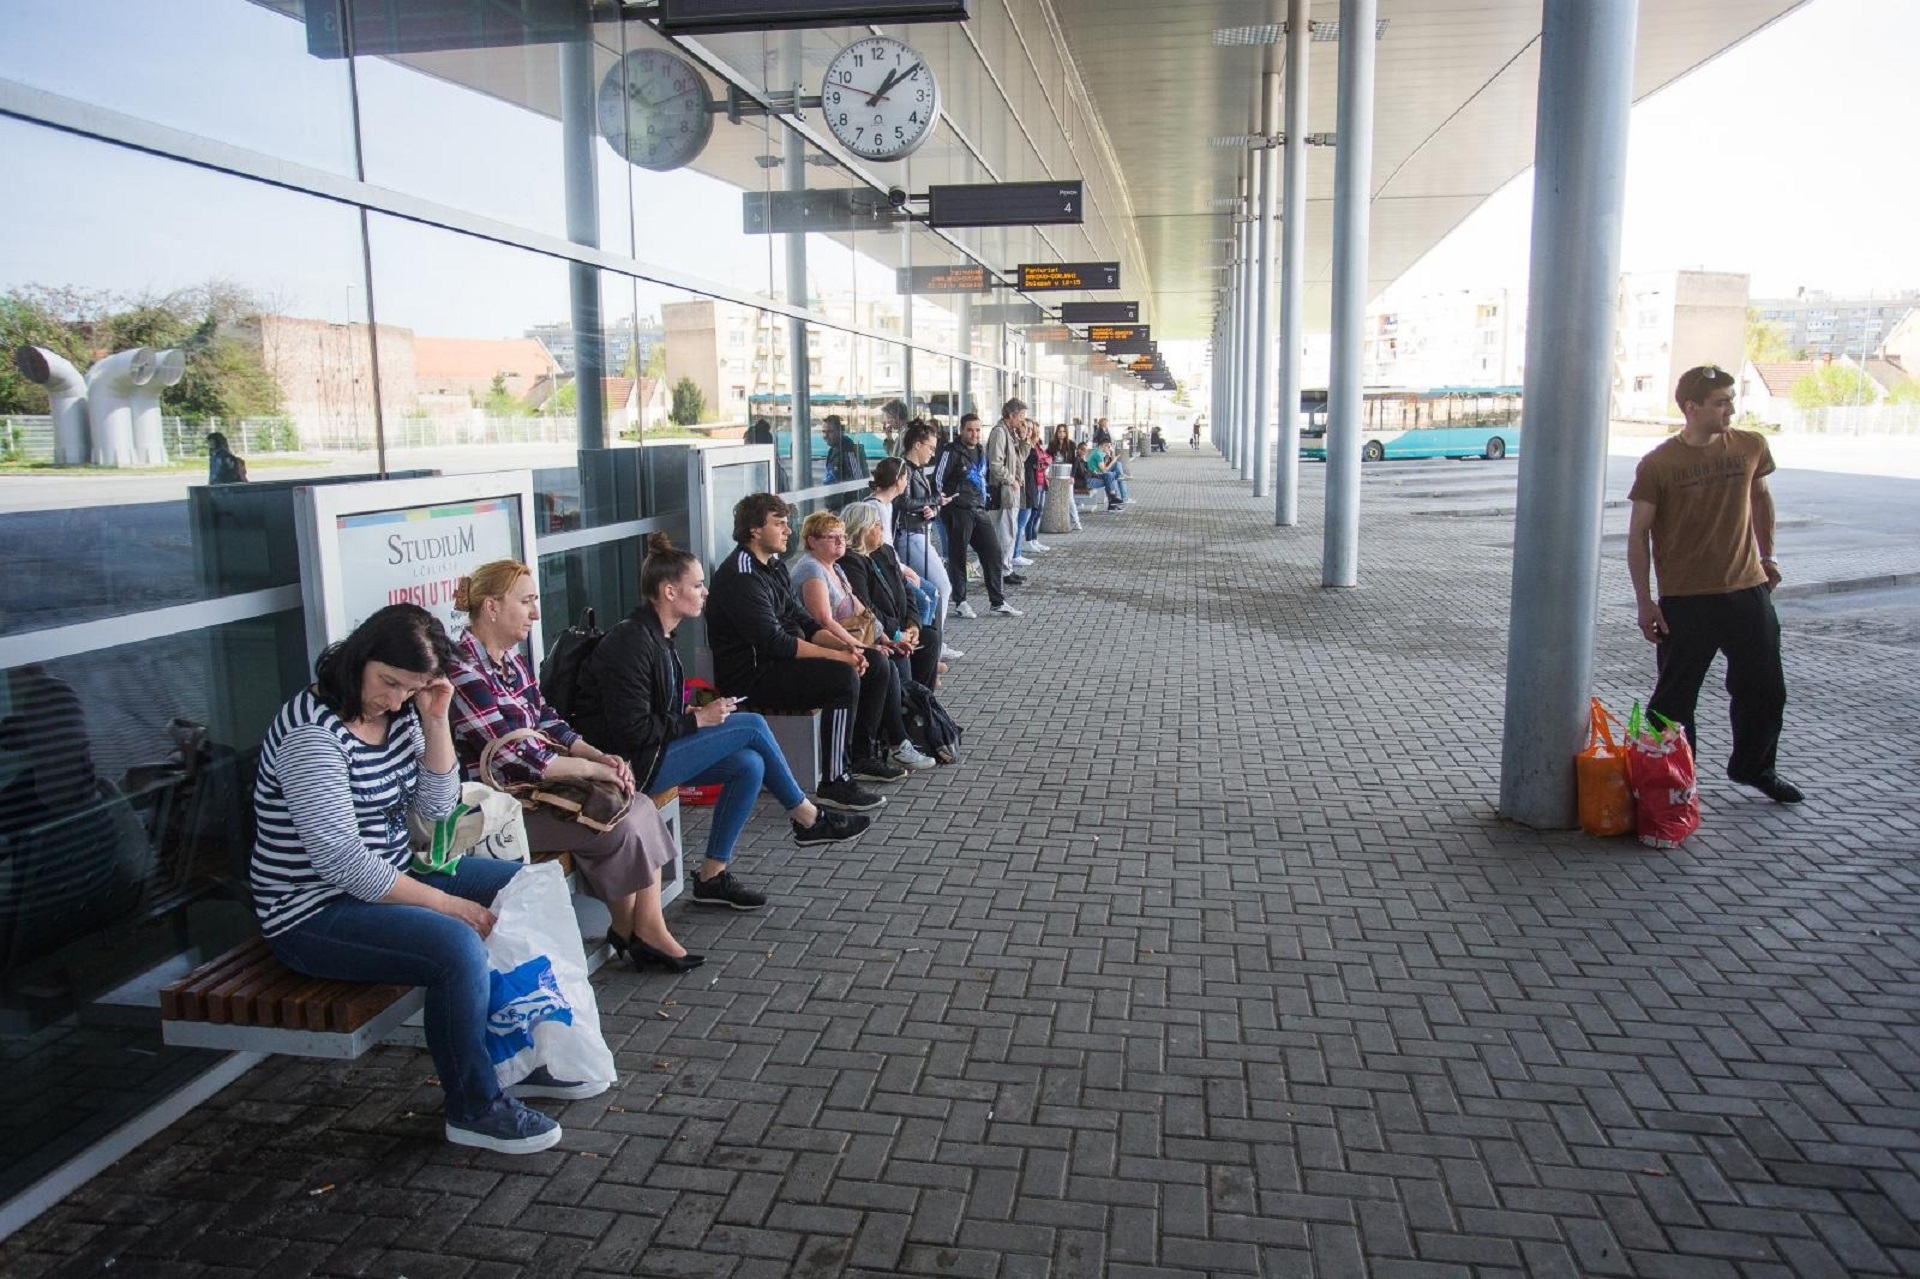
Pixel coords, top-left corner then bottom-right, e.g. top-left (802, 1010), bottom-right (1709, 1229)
top-left (252, 604), bottom-right (577, 1156)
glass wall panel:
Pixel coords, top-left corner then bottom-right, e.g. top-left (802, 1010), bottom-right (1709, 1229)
top-left (0, 609), bottom-right (307, 1203)
top-left (0, 118), bottom-right (377, 632)
top-left (0, 1), bottom-right (358, 176)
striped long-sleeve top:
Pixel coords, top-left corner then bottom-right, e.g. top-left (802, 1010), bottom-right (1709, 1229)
top-left (250, 688), bottom-right (460, 936)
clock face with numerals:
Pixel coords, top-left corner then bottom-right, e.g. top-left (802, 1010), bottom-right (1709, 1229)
top-left (598, 48), bottom-right (714, 172)
top-left (821, 35), bottom-right (939, 162)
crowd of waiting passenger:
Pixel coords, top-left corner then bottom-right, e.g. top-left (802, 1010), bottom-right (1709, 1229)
top-left (247, 397), bottom-right (1142, 1154)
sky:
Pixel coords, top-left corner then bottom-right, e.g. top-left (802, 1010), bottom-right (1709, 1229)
top-left (1380, 0), bottom-right (1920, 306)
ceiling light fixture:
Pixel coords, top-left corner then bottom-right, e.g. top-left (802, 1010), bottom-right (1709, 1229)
top-left (1213, 19), bottom-right (1388, 45)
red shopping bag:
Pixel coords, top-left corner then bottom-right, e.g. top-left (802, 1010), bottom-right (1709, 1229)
top-left (1576, 698), bottom-right (1634, 837)
top-left (1625, 702), bottom-right (1699, 849)
top-left (678, 678), bottom-right (722, 806)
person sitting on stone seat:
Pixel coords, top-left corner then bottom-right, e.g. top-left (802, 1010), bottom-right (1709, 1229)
top-left (570, 534), bottom-right (871, 914)
top-left (704, 492), bottom-right (889, 813)
top-left (1084, 438), bottom-right (1129, 510)
top-left (792, 509), bottom-right (935, 777)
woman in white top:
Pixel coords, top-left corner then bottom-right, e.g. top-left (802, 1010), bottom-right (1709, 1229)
top-left (791, 511), bottom-right (926, 779)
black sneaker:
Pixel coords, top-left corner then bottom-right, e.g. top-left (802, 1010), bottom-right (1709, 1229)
top-left (815, 777), bottom-right (887, 812)
top-left (851, 755), bottom-right (908, 783)
top-left (792, 809), bottom-right (871, 846)
top-left (1728, 769), bottom-right (1805, 804)
top-left (690, 869), bottom-right (767, 910)
top-left (1004, 572), bottom-right (1028, 586)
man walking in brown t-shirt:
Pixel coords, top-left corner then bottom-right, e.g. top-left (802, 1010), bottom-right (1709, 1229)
top-left (1626, 364), bottom-right (1800, 803)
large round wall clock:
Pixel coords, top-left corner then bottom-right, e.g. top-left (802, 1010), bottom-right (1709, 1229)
top-left (821, 35), bottom-right (940, 162)
top-left (598, 48), bottom-right (715, 172)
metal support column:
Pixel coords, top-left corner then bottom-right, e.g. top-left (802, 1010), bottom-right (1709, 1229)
top-left (1224, 222), bottom-right (1243, 467)
top-left (559, 35), bottom-right (603, 448)
top-left (1322, 0), bottom-right (1376, 587)
top-left (1238, 146), bottom-right (1259, 482)
top-left (1274, 0), bottom-right (1309, 526)
top-left (1251, 72), bottom-right (1280, 499)
top-left (956, 293), bottom-right (974, 422)
top-left (1499, 0), bottom-right (1640, 828)
top-left (783, 123), bottom-right (814, 489)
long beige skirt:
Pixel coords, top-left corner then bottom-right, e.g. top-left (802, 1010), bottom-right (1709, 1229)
top-left (523, 800), bottom-right (676, 899)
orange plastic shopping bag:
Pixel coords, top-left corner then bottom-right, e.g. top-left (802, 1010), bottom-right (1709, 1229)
top-left (1576, 697), bottom-right (1634, 837)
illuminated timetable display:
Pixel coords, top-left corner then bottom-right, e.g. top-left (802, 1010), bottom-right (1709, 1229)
top-left (1059, 301), bottom-right (1139, 324)
top-left (1015, 261), bottom-right (1120, 292)
top-left (1086, 325), bottom-right (1149, 343)
top-left (896, 264), bottom-right (990, 294)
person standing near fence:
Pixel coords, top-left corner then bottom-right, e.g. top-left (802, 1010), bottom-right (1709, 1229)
top-left (1627, 364), bottom-right (1802, 804)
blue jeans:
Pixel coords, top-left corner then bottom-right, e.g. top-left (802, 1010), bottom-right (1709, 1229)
top-left (1089, 470), bottom-right (1128, 503)
top-left (267, 857), bottom-right (521, 1124)
top-left (651, 713), bottom-right (806, 865)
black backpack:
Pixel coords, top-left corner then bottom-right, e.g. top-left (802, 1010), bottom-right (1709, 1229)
top-left (901, 678), bottom-right (961, 756)
top-left (538, 607), bottom-right (603, 721)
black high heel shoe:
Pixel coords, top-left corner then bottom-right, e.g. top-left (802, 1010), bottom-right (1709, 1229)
top-left (605, 929), bottom-right (633, 960)
top-left (628, 939), bottom-right (705, 973)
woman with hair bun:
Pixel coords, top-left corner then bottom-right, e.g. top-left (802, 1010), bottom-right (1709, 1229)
top-left (446, 560), bottom-right (696, 974)
top-left (252, 604), bottom-right (575, 1155)
top-left (570, 534), bottom-right (869, 912)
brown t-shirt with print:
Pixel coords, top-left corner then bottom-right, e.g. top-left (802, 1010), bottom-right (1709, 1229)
top-left (1627, 428), bottom-right (1775, 598)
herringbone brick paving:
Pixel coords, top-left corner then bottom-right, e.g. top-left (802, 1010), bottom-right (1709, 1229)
top-left (4, 448), bottom-right (1918, 1278)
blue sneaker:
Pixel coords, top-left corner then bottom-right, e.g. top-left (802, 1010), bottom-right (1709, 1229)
top-left (445, 1095), bottom-right (562, 1154)
top-left (508, 1066), bottom-right (609, 1101)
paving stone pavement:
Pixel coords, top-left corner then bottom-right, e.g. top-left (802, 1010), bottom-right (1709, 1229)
top-left (5, 448), bottom-right (1919, 1279)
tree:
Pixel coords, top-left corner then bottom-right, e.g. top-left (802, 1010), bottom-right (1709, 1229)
top-left (671, 376), bottom-right (706, 426)
top-left (1789, 363), bottom-right (1877, 410)
top-left (1887, 378), bottom-right (1920, 405)
top-left (643, 343), bottom-right (667, 380)
top-left (1745, 308), bottom-right (1794, 365)
top-left (482, 372), bottom-right (526, 417)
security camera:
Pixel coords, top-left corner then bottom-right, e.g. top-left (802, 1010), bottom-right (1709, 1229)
top-left (887, 186), bottom-right (910, 210)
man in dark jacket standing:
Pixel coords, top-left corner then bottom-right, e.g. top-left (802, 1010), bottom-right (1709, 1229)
top-left (934, 414), bottom-right (1021, 619)
top-left (704, 493), bottom-right (891, 812)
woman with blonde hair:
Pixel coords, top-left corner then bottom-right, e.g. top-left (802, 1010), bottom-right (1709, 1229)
top-left (446, 560), bottom-right (697, 973)
top-left (792, 511), bottom-right (932, 778)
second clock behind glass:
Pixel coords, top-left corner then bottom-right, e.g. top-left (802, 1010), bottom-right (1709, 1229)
top-left (598, 48), bottom-right (715, 172)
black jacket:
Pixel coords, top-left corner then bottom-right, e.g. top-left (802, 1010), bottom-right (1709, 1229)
top-left (841, 549), bottom-right (911, 639)
top-left (935, 440), bottom-right (989, 510)
top-left (570, 603), bottom-right (697, 791)
top-left (895, 461), bottom-right (940, 537)
top-left (706, 545), bottom-right (816, 693)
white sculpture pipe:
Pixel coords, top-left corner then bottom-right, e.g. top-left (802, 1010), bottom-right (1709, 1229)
top-left (12, 345), bottom-right (91, 464)
top-left (131, 349), bottom-right (187, 466)
top-left (86, 348), bottom-right (159, 467)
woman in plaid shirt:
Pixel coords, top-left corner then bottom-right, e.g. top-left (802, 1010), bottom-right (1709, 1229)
top-left (447, 560), bottom-right (697, 973)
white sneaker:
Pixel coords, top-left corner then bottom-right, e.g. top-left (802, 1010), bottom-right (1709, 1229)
top-left (941, 645), bottom-right (964, 660)
top-left (954, 600), bottom-right (979, 619)
top-left (1026, 541), bottom-right (1051, 553)
top-left (892, 741), bottom-right (937, 771)
top-left (1011, 555), bottom-right (1034, 567)
top-left (991, 602), bottom-right (1024, 617)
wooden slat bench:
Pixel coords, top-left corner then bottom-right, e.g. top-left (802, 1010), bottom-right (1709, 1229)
top-left (160, 789), bottom-right (680, 1059)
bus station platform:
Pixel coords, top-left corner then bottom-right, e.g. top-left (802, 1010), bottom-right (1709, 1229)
top-left (4, 446), bottom-right (1917, 1278)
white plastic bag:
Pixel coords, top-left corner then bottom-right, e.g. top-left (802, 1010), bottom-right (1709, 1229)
top-left (410, 781), bottom-right (529, 873)
top-left (482, 861), bottom-right (617, 1090)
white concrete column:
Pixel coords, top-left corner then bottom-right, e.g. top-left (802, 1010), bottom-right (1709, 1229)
top-left (1322, 0), bottom-right (1376, 587)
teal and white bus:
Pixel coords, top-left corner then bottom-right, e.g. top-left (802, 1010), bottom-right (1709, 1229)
top-left (1299, 386), bottom-right (1523, 462)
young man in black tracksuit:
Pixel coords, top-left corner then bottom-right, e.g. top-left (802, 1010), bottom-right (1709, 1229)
top-left (934, 413), bottom-right (1019, 618)
top-left (705, 493), bottom-right (895, 811)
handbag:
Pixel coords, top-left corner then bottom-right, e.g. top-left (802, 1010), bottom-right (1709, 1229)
top-left (1575, 698), bottom-right (1634, 837)
top-left (479, 728), bottom-right (632, 834)
top-left (409, 781), bottom-right (530, 873)
top-left (846, 605), bottom-right (879, 648)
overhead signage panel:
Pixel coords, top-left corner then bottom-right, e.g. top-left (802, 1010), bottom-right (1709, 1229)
top-left (308, 0), bottom-right (582, 57)
top-left (1024, 325), bottom-right (1072, 342)
top-left (1096, 337), bottom-right (1156, 356)
top-left (1126, 356), bottom-right (1157, 372)
top-left (1060, 301), bottom-right (1139, 325)
top-left (1085, 324), bottom-right (1148, 344)
top-left (744, 189), bottom-right (900, 235)
top-left (1016, 261), bottom-right (1120, 292)
top-left (896, 264), bottom-right (991, 295)
top-left (927, 181), bottom-right (1084, 229)
top-left (658, 0), bottom-right (969, 34)
top-left (972, 302), bottom-right (1044, 326)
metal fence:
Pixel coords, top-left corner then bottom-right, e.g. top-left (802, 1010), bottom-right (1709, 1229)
top-left (0, 416), bottom-right (301, 463)
top-left (1770, 403), bottom-right (1920, 436)
top-left (0, 412), bottom-right (588, 463)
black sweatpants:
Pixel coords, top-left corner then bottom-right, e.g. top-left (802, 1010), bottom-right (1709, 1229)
top-left (1647, 584), bottom-right (1787, 780)
top-left (737, 656), bottom-right (898, 780)
top-left (944, 506), bottom-right (1005, 607)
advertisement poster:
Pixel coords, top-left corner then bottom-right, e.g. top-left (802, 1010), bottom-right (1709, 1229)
top-left (335, 497), bottom-right (523, 639)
